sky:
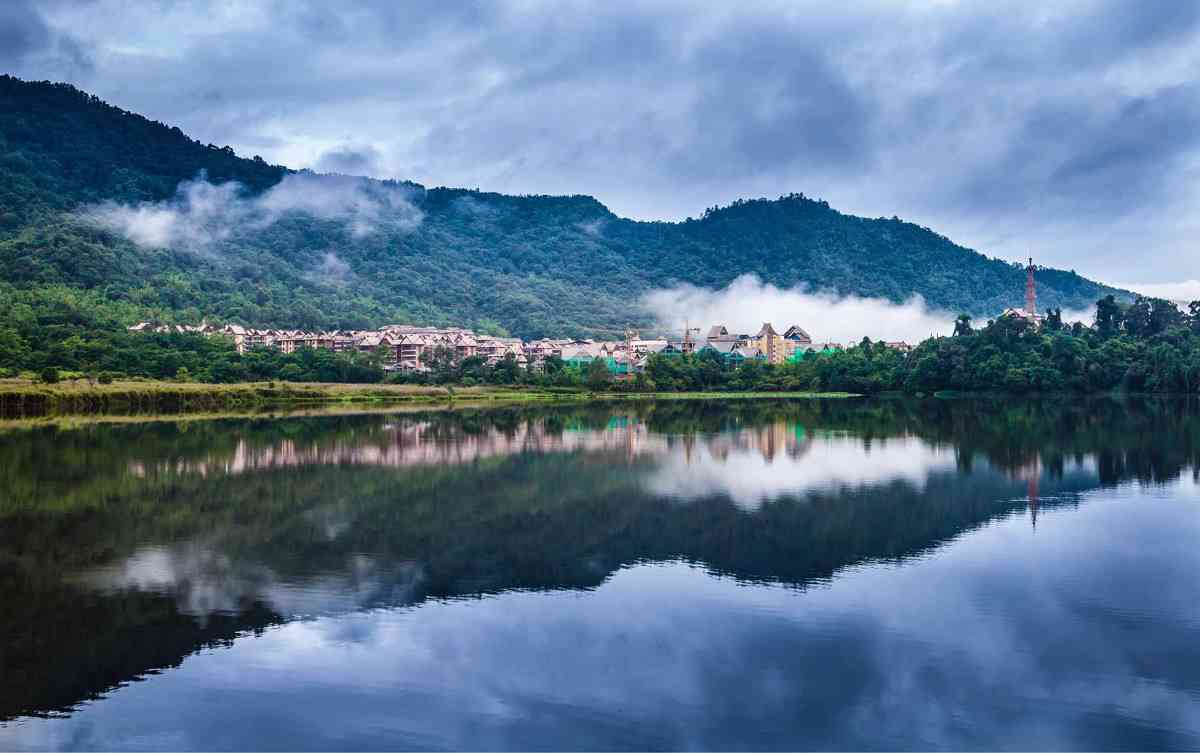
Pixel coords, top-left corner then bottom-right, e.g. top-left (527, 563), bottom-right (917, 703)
top-left (4, 0), bottom-right (1200, 296)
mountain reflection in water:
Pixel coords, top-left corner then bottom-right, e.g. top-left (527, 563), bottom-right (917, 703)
top-left (1, 397), bottom-right (1199, 750)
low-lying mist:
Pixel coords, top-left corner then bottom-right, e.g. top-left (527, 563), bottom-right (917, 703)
top-left (642, 275), bottom-right (956, 344)
top-left (83, 172), bottom-right (424, 252)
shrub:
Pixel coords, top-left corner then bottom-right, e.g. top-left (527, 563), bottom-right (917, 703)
top-left (39, 367), bottom-right (60, 384)
top-left (98, 371), bottom-right (116, 384)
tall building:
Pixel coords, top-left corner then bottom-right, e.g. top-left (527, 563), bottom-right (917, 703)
top-left (754, 323), bottom-right (788, 364)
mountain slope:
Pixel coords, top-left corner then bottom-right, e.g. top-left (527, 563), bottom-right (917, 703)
top-left (0, 75), bottom-right (1126, 340)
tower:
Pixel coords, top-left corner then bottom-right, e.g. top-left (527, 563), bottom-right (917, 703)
top-left (623, 325), bottom-right (638, 381)
top-left (1025, 257), bottom-right (1037, 316)
top-left (682, 320), bottom-right (699, 354)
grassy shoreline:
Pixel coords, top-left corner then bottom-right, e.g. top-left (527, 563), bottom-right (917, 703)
top-left (0, 378), bottom-right (857, 420)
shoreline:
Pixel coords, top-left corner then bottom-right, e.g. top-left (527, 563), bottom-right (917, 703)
top-left (0, 379), bottom-right (858, 424)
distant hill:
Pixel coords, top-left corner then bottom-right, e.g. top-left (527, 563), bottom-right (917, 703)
top-left (0, 75), bottom-right (1126, 339)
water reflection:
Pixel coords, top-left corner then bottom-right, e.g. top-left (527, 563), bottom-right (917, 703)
top-left (2, 397), bottom-right (1199, 749)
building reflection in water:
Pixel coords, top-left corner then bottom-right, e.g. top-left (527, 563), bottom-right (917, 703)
top-left (6, 399), bottom-right (1200, 742)
top-left (124, 415), bottom-right (977, 510)
top-left (117, 410), bottom-right (1119, 520)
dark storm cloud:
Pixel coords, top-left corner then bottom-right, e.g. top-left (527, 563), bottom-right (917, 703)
top-left (0, 1), bottom-right (50, 67)
top-left (1, 0), bottom-right (91, 75)
top-left (11, 0), bottom-right (1200, 281)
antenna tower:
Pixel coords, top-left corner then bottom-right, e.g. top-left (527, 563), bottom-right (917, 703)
top-left (1025, 256), bottom-right (1037, 316)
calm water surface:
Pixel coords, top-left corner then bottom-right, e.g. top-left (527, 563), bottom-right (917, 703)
top-left (1, 398), bottom-right (1199, 750)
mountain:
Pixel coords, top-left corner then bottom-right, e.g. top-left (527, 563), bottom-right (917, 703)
top-left (0, 75), bottom-right (1126, 342)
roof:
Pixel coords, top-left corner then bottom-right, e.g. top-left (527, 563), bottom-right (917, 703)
top-left (699, 340), bottom-right (740, 354)
top-left (706, 325), bottom-right (728, 339)
top-left (561, 343), bottom-right (605, 359)
top-left (783, 325), bottom-right (812, 342)
top-left (756, 322), bottom-right (779, 337)
top-left (1002, 308), bottom-right (1045, 322)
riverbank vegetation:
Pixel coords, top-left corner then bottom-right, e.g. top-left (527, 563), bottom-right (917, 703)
top-left (3, 284), bottom-right (1199, 397)
top-left (828, 296), bottom-right (1200, 394)
top-left (0, 377), bottom-right (849, 419)
top-left (624, 294), bottom-right (1200, 395)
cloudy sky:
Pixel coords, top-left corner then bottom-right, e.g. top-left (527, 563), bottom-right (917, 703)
top-left (5, 0), bottom-right (1199, 294)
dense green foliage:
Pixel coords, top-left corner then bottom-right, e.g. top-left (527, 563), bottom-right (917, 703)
top-left (0, 74), bottom-right (1129, 377)
top-left (573, 295), bottom-right (1200, 395)
top-left (0, 281), bottom-right (384, 382)
top-left (782, 296), bottom-right (1200, 394)
top-left (389, 294), bottom-right (1200, 395)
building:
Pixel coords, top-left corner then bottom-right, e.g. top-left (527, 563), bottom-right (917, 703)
top-left (1001, 257), bottom-right (1046, 325)
top-left (697, 340), bottom-right (742, 364)
top-left (751, 323), bottom-right (790, 364)
top-left (129, 315), bottom-right (825, 375)
top-left (783, 325), bottom-right (812, 348)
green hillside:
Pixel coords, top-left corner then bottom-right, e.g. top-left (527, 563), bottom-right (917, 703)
top-left (0, 75), bottom-right (1124, 350)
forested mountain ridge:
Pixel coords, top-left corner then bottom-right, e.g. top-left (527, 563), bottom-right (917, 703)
top-left (0, 75), bottom-right (1126, 344)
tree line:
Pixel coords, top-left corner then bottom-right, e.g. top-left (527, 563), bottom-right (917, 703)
top-left (4, 286), bottom-right (1200, 394)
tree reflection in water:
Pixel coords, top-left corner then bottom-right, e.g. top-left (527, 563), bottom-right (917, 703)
top-left (1, 396), bottom-right (1199, 744)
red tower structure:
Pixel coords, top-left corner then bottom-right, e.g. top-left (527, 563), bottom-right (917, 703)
top-left (1024, 257), bottom-right (1037, 316)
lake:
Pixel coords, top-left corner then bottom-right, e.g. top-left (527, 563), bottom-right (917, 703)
top-left (2, 397), bottom-right (1199, 750)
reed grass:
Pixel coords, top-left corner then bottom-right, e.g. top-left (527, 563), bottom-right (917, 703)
top-left (0, 378), bottom-right (854, 419)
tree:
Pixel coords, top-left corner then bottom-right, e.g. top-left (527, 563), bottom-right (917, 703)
top-left (1044, 308), bottom-right (1063, 332)
top-left (586, 357), bottom-right (612, 390)
top-left (1148, 298), bottom-right (1184, 336)
top-left (953, 314), bottom-right (974, 337)
top-left (39, 367), bottom-right (59, 384)
top-left (1095, 295), bottom-right (1122, 338)
top-left (492, 353), bottom-right (520, 385)
top-left (0, 327), bottom-right (30, 369)
top-left (1123, 297), bottom-right (1152, 337)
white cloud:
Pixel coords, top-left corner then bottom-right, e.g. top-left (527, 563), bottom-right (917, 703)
top-left (642, 274), bottom-right (955, 344)
top-left (85, 172), bottom-right (423, 251)
top-left (1110, 280), bottom-right (1200, 304)
top-left (647, 434), bottom-right (959, 510)
top-left (575, 218), bottom-right (606, 237)
top-left (256, 172), bottom-right (424, 238)
top-left (1059, 305), bottom-right (1097, 326)
top-left (306, 251), bottom-right (355, 286)
top-left (86, 177), bottom-right (246, 251)
top-left (76, 542), bottom-right (427, 619)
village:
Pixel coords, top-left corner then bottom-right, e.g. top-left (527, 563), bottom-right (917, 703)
top-left (125, 259), bottom-right (1055, 376)
top-left (127, 319), bottom-right (916, 375)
